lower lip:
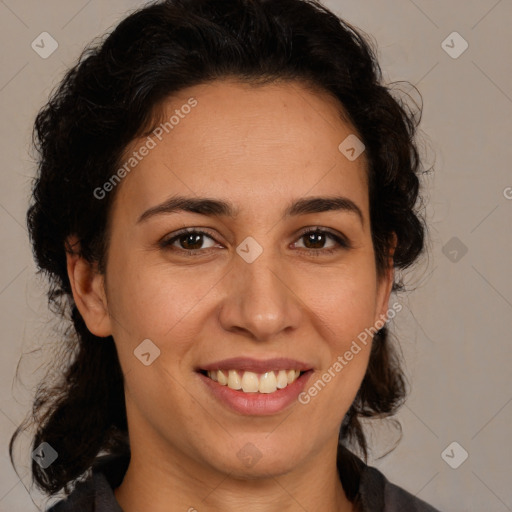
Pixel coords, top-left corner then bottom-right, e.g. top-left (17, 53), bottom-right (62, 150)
top-left (198, 370), bottom-right (313, 416)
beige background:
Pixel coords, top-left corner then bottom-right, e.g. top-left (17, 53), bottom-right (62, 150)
top-left (1, 1), bottom-right (511, 511)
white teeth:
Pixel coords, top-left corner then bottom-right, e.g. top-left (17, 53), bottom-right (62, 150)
top-left (259, 371), bottom-right (277, 393)
top-left (228, 369), bottom-right (242, 390)
top-left (241, 371), bottom-right (259, 392)
top-left (206, 369), bottom-right (303, 393)
top-left (276, 370), bottom-right (288, 389)
top-left (217, 370), bottom-right (228, 385)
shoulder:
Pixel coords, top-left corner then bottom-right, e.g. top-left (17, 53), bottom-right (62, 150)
top-left (44, 473), bottom-right (111, 512)
top-left (336, 443), bottom-right (442, 512)
top-left (45, 453), bottom-right (129, 512)
top-left (359, 464), bottom-right (442, 512)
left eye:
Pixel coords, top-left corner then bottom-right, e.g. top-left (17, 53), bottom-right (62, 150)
top-left (160, 227), bottom-right (349, 255)
top-left (293, 228), bottom-right (348, 253)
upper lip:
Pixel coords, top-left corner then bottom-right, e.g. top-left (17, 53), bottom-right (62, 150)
top-left (198, 357), bottom-right (313, 373)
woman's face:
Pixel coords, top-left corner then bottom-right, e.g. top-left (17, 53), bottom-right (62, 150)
top-left (74, 79), bottom-right (393, 479)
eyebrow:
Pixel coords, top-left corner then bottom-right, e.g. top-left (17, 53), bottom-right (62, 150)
top-left (136, 195), bottom-right (364, 225)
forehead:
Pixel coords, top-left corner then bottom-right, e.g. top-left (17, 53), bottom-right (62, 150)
top-left (111, 79), bottom-right (369, 224)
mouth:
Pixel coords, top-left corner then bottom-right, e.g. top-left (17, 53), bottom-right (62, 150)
top-left (196, 358), bottom-right (314, 415)
top-left (198, 368), bottom-right (309, 394)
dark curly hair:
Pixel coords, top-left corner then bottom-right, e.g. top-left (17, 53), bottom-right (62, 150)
top-left (10, 0), bottom-right (428, 506)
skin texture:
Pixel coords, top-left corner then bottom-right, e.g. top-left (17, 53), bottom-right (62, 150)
top-left (66, 79), bottom-right (395, 512)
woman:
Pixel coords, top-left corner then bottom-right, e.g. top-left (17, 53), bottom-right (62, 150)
top-left (10, 0), bottom-right (440, 510)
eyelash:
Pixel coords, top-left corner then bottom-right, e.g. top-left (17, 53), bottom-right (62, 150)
top-left (159, 226), bottom-right (350, 257)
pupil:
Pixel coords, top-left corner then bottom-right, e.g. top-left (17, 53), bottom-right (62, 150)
top-left (182, 233), bottom-right (202, 250)
top-left (306, 232), bottom-right (324, 249)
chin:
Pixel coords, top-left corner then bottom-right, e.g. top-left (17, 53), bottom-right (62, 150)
top-left (204, 439), bottom-right (305, 479)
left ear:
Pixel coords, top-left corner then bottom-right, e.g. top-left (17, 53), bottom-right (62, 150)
top-left (374, 232), bottom-right (397, 326)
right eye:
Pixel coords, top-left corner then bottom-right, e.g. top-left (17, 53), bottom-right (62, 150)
top-left (159, 228), bottom-right (221, 255)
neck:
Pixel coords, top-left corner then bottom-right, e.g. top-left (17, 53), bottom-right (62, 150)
top-left (114, 440), bottom-right (356, 512)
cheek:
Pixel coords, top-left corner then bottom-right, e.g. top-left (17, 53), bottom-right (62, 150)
top-left (296, 261), bottom-right (378, 409)
top-left (299, 259), bottom-right (379, 340)
top-left (106, 258), bottom-right (206, 399)
top-left (106, 255), bottom-right (222, 356)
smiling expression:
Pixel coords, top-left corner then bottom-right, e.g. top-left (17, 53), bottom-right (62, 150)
top-left (74, 78), bottom-right (394, 479)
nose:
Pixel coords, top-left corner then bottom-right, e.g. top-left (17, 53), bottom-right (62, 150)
top-left (217, 246), bottom-right (302, 341)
